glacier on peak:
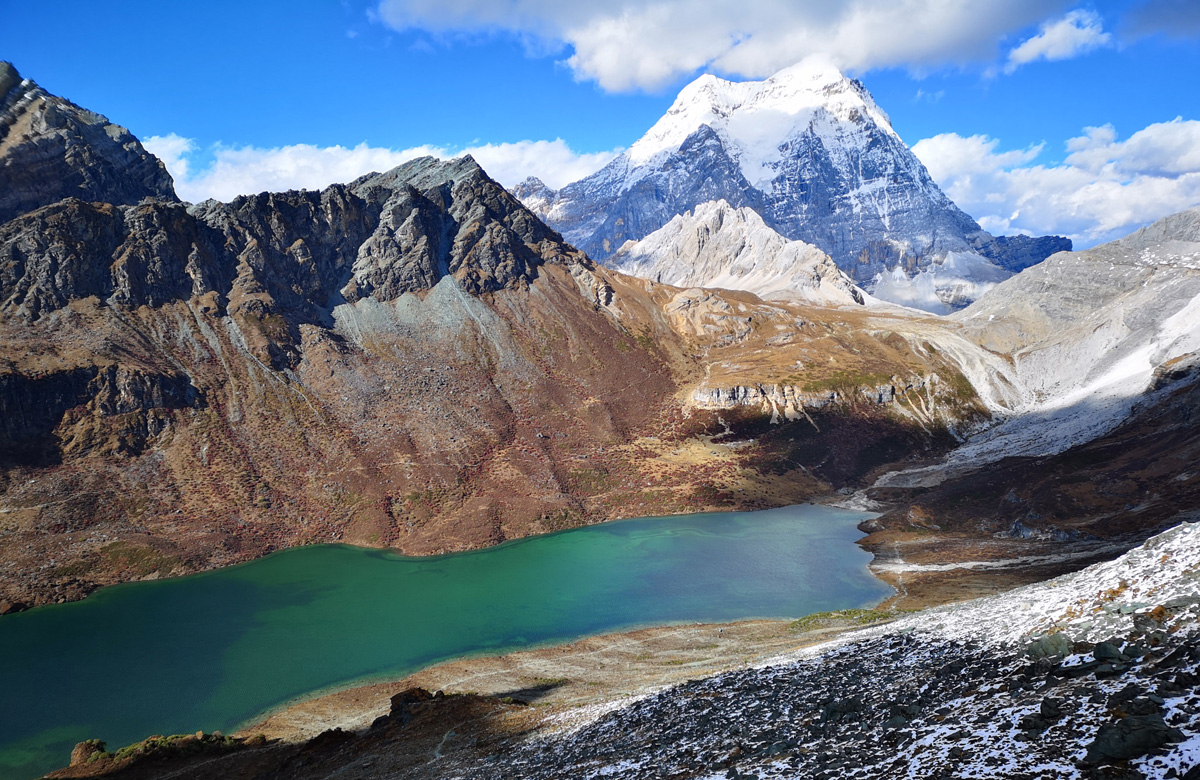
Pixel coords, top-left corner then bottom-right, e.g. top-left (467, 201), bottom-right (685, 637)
top-left (513, 57), bottom-right (1069, 314)
top-left (627, 56), bottom-right (897, 187)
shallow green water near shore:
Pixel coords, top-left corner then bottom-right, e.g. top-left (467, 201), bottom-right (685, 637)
top-left (0, 504), bottom-right (890, 779)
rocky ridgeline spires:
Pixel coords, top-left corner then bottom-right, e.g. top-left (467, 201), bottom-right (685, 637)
top-left (0, 66), bottom-right (589, 325)
top-left (0, 149), bottom-right (591, 330)
top-left (514, 57), bottom-right (1071, 312)
top-left (0, 61), bottom-right (178, 224)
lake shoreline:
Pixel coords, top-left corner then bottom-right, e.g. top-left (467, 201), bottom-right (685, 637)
top-left (5, 504), bottom-right (887, 779)
top-left (234, 529), bottom-right (1141, 748)
top-left (235, 615), bottom-right (882, 744)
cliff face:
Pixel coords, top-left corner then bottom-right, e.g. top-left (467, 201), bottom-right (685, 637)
top-left (0, 62), bottom-right (177, 225)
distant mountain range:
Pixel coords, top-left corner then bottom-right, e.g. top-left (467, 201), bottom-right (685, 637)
top-left (514, 58), bottom-right (1070, 313)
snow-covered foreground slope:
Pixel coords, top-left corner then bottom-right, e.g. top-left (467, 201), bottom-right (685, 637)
top-left (873, 521), bottom-right (1200, 646)
top-left (445, 523), bottom-right (1200, 779)
top-left (879, 206), bottom-right (1200, 488)
top-left (607, 200), bottom-right (863, 306)
top-left (515, 57), bottom-right (1068, 313)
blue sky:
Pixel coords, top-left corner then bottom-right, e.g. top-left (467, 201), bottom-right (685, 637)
top-left (3, 0), bottom-right (1199, 246)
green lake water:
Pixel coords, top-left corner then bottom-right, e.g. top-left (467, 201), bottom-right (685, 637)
top-left (0, 504), bottom-right (890, 778)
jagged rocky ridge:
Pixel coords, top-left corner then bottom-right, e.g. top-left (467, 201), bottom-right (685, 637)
top-left (515, 58), bottom-right (1070, 313)
top-left (0, 154), bottom-right (590, 324)
top-left (607, 199), bottom-right (864, 306)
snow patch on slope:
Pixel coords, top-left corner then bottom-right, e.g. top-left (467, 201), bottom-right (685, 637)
top-left (880, 521), bottom-right (1200, 647)
top-left (878, 208), bottom-right (1200, 487)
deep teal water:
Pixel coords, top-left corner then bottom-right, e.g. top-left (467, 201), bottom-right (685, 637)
top-left (0, 504), bottom-right (890, 778)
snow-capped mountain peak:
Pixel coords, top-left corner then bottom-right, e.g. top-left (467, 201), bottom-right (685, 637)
top-left (627, 57), bottom-right (896, 189)
top-left (515, 57), bottom-right (1069, 313)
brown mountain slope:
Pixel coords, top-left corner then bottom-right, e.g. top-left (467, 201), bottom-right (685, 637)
top-left (859, 356), bottom-right (1200, 606)
top-left (0, 157), bottom-right (985, 608)
top-left (0, 68), bottom-right (997, 608)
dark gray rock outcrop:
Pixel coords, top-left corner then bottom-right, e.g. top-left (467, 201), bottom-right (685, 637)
top-left (981, 234), bottom-right (1074, 273)
top-left (0, 363), bottom-right (202, 463)
top-left (0, 155), bottom-right (590, 326)
top-left (0, 62), bottom-right (177, 225)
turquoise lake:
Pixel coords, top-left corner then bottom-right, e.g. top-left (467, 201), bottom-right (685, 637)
top-left (0, 504), bottom-right (891, 778)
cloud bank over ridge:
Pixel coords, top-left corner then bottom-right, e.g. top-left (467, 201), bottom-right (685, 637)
top-left (913, 118), bottom-right (1200, 247)
top-left (144, 134), bottom-right (617, 203)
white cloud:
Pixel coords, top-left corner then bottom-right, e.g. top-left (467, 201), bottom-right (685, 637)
top-left (143, 133), bottom-right (197, 183)
top-left (142, 135), bottom-right (617, 203)
top-left (1003, 9), bottom-right (1111, 74)
top-left (911, 118), bottom-right (1200, 246)
top-left (1064, 119), bottom-right (1200, 177)
top-left (465, 140), bottom-right (618, 190)
top-left (374, 0), bottom-right (1065, 91)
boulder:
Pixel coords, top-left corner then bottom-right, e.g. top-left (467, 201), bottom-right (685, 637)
top-left (1083, 715), bottom-right (1184, 764)
top-left (1093, 641), bottom-right (1130, 664)
top-left (69, 739), bottom-right (106, 766)
top-left (1025, 633), bottom-right (1071, 660)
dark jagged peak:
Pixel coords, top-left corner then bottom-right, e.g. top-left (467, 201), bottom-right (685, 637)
top-left (974, 233), bottom-right (1073, 274)
top-left (0, 198), bottom-right (227, 320)
top-left (0, 61), bottom-right (177, 225)
top-left (350, 153), bottom-right (491, 195)
top-left (340, 155), bottom-right (590, 301)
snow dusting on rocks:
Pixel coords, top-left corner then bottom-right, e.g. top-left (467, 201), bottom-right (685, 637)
top-left (440, 524), bottom-right (1200, 779)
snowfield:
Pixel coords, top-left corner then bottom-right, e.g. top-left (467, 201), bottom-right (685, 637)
top-left (514, 56), bottom-right (1057, 313)
top-left (878, 205), bottom-right (1200, 489)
